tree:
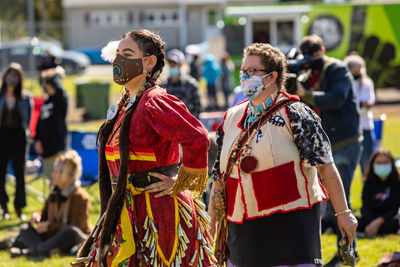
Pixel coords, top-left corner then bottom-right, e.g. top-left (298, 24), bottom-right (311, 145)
top-left (0, 0), bottom-right (63, 41)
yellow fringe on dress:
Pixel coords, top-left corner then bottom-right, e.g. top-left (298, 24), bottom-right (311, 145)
top-left (112, 183), bottom-right (145, 267)
top-left (171, 166), bottom-right (208, 196)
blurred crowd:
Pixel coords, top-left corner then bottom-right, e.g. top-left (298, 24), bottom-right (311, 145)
top-left (0, 51), bottom-right (69, 220)
top-left (163, 48), bottom-right (235, 113)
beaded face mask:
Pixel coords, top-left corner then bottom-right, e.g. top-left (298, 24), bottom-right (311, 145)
top-left (112, 54), bottom-right (147, 85)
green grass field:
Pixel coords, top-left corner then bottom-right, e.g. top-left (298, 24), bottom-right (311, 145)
top-left (25, 75), bottom-right (120, 97)
top-left (0, 112), bottom-right (399, 267)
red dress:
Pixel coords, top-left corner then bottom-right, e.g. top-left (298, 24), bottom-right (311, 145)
top-left (103, 86), bottom-right (214, 267)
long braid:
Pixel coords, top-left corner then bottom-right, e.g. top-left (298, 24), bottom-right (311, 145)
top-left (98, 91), bottom-right (129, 213)
top-left (77, 90), bottom-right (129, 258)
top-left (97, 29), bottom-right (166, 259)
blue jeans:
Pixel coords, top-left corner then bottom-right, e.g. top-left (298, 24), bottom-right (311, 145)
top-left (333, 141), bottom-right (362, 207)
top-left (331, 141), bottom-right (362, 251)
top-left (360, 129), bottom-right (375, 175)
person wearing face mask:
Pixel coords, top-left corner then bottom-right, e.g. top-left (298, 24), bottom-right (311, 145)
top-left (0, 62), bottom-right (32, 221)
top-left (34, 67), bottom-right (68, 183)
top-left (74, 30), bottom-right (214, 267)
top-left (357, 148), bottom-right (400, 237)
top-left (209, 43), bottom-right (357, 267)
top-left (9, 150), bottom-right (92, 257)
top-left (296, 35), bottom-right (362, 267)
top-left (164, 49), bottom-right (202, 119)
top-left (344, 55), bottom-right (375, 177)
top-left (34, 68), bottom-right (68, 182)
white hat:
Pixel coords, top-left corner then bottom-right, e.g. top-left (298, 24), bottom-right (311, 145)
top-left (167, 49), bottom-right (185, 64)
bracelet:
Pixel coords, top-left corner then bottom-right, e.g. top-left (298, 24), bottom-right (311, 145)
top-left (334, 209), bottom-right (352, 216)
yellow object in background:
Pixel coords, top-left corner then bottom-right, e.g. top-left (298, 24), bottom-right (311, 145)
top-left (199, 77), bottom-right (207, 93)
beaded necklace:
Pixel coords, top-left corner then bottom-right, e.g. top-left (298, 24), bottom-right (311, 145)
top-left (245, 94), bottom-right (274, 127)
top-left (125, 94), bottom-right (136, 110)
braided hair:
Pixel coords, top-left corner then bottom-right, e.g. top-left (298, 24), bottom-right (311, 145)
top-left (78, 29), bottom-right (166, 258)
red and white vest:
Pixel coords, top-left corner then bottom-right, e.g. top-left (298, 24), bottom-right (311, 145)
top-left (220, 92), bottom-right (328, 224)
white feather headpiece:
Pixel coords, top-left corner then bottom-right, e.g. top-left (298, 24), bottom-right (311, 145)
top-left (101, 40), bottom-right (120, 63)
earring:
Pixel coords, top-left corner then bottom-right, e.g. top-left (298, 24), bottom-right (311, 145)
top-left (125, 87), bottom-right (130, 99)
top-left (120, 87), bottom-right (129, 99)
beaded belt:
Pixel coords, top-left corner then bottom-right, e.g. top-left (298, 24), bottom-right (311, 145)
top-left (111, 164), bottom-right (180, 189)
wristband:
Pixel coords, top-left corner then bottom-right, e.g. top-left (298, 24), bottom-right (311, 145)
top-left (335, 209), bottom-right (351, 216)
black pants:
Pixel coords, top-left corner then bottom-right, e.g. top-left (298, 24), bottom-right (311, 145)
top-left (0, 128), bottom-right (27, 210)
top-left (207, 84), bottom-right (218, 109)
top-left (13, 224), bottom-right (87, 256)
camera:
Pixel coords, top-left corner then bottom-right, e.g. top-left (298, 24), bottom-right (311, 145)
top-left (285, 48), bottom-right (313, 94)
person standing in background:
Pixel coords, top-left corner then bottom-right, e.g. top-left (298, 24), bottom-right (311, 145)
top-left (37, 50), bottom-right (58, 73)
top-left (220, 52), bottom-right (235, 109)
top-left (164, 49), bottom-right (202, 119)
top-left (297, 34), bottom-right (362, 267)
top-left (344, 54), bottom-right (376, 177)
top-left (189, 54), bottom-right (201, 81)
top-left (230, 85), bottom-right (246, 107)
top-left (35, 68), bottom-right (68, 183)
top-left (37, 50), bottom-right (61, 87)
top-left (202, 54), bottom-right (221, 111)
top-left (0, 62), bottom-right (32, 220)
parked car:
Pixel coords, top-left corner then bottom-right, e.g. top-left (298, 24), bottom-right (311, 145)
top-left (0, 38), bottom-right (90, 75)
top-left (74, 45), bottom-right (108, 65)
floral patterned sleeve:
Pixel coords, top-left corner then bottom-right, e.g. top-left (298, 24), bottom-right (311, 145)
top-left (211, 124), bottom-right (224, 181)
top-left (286, 102), bottom-right (333, 167)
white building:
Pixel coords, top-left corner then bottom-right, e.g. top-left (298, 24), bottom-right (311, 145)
top-left (224, 4), bottom-right (312, 54)
top-left (62, 0), bottom-right (228, 50)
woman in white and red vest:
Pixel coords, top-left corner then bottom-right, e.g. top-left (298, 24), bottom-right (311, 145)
top-left (209, 43), bottom-right (358, 267)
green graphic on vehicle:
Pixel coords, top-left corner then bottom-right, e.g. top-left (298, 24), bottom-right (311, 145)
top-left (303, 3), bottom-right (400, 88)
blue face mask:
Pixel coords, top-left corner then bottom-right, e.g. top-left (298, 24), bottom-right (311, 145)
top-left (373, 163), bottom-right (392, 179)
top-left (169, 67), bottom-right (180, 77)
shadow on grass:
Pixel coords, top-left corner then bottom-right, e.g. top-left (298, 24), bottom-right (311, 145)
top-left (0, 220), bottom-right (25, 231)
top-left (9, 253), bottom-right (75, 264)
top-left (25, 255), bottom-right (48, 262)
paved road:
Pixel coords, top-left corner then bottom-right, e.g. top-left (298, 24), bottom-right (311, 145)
top-left (84, 65), bottom-right (112, 78)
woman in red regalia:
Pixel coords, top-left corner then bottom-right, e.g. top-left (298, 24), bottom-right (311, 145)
top-left (75, 30), bottom-right (215, 267)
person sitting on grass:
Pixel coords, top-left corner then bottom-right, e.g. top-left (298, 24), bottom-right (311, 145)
top-left (9, 150), bottom-right (92, 257)
top-left (357, 148), bottom-right (400, 237)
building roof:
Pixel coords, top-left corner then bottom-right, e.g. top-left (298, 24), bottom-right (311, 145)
top-left (63, 0), bottom-right (226, 8)
top-left (225, 4), bottom-right (312, 17)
